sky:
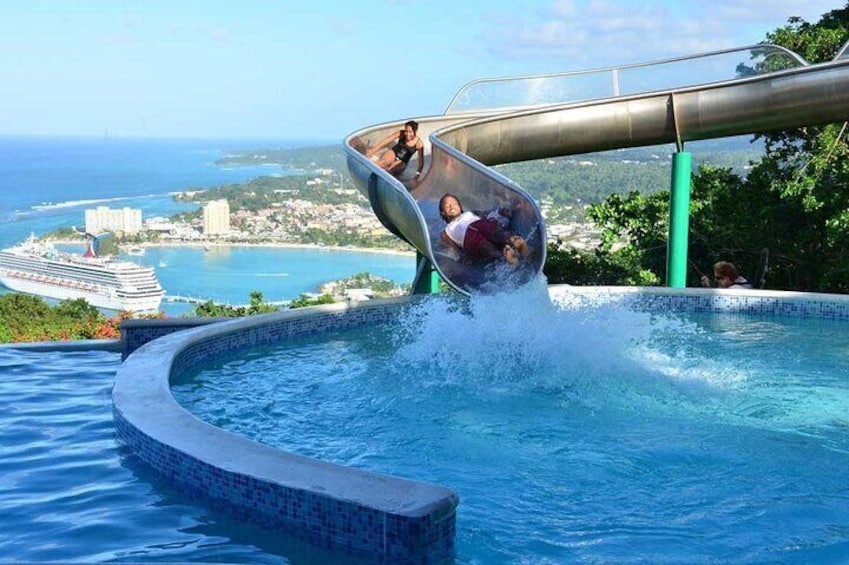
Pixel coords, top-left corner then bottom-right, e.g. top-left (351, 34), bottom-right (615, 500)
top-left (0, 0), bottom-right (843, 141)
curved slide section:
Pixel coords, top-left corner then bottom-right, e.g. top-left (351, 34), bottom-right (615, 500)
top-left (344, 47), bottom-right (849, 295)
top-left (346, 114), bottom-right (545, 295)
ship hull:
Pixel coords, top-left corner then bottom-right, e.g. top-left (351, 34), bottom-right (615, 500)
top-left (0, 237), bottom-right (165, 314)
top-left (0, 274), bottom-right (162, 312)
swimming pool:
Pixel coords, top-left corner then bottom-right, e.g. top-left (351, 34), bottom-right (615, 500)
top-left (166, 284), bottom-right (849, 563)
top-left (0, 347), bottom-right (348, 563)
top-left (9, 284), bottom-right (849, 563)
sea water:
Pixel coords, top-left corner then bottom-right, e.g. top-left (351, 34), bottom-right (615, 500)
top-left (0, 136), bottom-right (294, 247)
top-left (0, 136), bottom-right (415, 313)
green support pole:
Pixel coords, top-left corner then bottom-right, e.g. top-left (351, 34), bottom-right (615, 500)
top-left (412, 251), bottom-right (440, 294)
top-left (666, 151), bottom-right (692, 288)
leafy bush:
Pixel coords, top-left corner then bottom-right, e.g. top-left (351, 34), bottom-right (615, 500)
top-left (0, 294), bottom-right (138, 343)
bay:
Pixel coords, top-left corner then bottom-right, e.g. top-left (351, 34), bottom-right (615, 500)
top-left (0, 135), bottom-right (303, 247)
top-left (116, 245), bottom-right (414, 316)
top-left (0, 136), bottom-right (415, 315)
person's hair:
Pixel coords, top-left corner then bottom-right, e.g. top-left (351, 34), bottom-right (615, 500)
top-left (439, 193), bottom-right (462, 222)
top-left (713, 261), bottom-right (739, 280)
top-left (399, 120), bottom-right (419, 144)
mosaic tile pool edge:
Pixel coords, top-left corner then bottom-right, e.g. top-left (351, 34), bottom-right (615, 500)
top-left (548, 285), bottom-right (849, 319)
top-left (113, 298), bottom-right (457, 563)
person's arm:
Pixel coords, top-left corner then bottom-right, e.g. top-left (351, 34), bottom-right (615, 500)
top-left (414, 139), bottom-right (425, 177)
top-left (367, 131), bottom-right (401, 158)
top-left (441, 230), bottom-right (458, 248)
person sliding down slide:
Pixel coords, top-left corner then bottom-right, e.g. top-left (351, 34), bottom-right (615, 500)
top-left (438, 193), bottom-right (529, 265)
top-left (366, 120), bottom-right (425, 179)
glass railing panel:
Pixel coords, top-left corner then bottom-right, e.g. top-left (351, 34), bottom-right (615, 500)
top-left (835, 39), bottom-right (849, 60)
top-left (446, 45), bottom-right (806, 114)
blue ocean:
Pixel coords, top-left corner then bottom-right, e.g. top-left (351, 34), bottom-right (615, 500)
top-left (0, 136), bottom-right (415, 315)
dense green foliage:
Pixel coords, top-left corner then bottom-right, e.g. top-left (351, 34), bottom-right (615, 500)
top-left (95, 234), bottom-right (119, 256)
top-left (496, 138), bottom-right (762, 212)
top-left (175, 173), bottom-right (365, 212)
top-left (0, 294), bottom-right (122, 342)
top-left (288, 293), bottom-right (336, 309)
top-left (201, 139), bottom-right (757, 221)
top-left (193, 291), bottom-right (280, 318)
top-left (191, 270), bottom-right (404, 317)
top-left (216, 144), bottom-right (346, 171)
top-left (544, 6), bottom-right (849, 292)
top-left (336, 272), bottom-right (403, 295)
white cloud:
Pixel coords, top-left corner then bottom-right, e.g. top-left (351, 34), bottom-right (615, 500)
top-left (710, 0), bottom-right (836, 22)
top-left (483, 0), bottom-right (842, 67)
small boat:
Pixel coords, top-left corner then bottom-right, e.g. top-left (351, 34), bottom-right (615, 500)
top-left (127, 246), bottom-right (145, 256)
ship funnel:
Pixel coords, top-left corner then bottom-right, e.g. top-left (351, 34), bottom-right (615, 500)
top-left (84, 232), bottom-right (113, 258)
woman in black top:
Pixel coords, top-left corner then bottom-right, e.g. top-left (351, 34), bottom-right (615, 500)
top-left (366, 120), bottom-right (425, 179)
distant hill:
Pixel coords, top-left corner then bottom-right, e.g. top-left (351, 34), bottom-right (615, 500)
top-left (217, 144), bottom-right (345, 172)
top-left (217, 134), bottom-right (764, 208)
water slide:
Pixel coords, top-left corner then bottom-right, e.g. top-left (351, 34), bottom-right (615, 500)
top-left (344, 44), bottom-right (849, 295)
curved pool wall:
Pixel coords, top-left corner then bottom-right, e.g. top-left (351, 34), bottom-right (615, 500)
top-left (113, 297), bottom-right (458, 563)
top-left (112, 286), bottom-right (849, 562)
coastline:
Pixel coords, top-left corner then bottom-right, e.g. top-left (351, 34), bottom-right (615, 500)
top-left (48, 238), bottom-right (415, 258)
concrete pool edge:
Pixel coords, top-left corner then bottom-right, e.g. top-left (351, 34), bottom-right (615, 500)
top-left (112, 285), bottom-right (849, 561)
top-left (113, 296), bottom-right (458, 562)
top-left (0, 338), bottom-right (121, 353)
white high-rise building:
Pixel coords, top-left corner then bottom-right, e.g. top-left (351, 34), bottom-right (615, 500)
top-left (203, 199), bottom-right (231, 235)
top-left (85, 206), bottom-right (143, 235)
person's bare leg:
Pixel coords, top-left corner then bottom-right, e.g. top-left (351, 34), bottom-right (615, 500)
top-left (377, 151), bottom-right (397, 170)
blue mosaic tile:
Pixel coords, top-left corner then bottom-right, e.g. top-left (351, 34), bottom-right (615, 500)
top-left (115, 299), bottom-right (454, 563)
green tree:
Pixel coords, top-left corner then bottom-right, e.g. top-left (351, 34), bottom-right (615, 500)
top-left (55, 297), bottom-right (101, 321)
top-left (289, 294), bottom-right (336, 309)
top-left (0, 294), bottom-right (117, 343)
top-left (546, 6), bottom-right (849, 291)
top-left (247, 291), bottom-right (278, 315)
top-left (0, 294), bottom-right (52, 338)
top-left (192, 291), bottom-right (281, 318)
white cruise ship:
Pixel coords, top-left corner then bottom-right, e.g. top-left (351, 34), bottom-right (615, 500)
top-left (0, 236), bottom-right (165, 313)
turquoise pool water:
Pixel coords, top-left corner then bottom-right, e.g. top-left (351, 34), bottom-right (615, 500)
top-left (0, 348), bottom-right (357, 563)
top-left (171, 291), bottom-right (849, 563)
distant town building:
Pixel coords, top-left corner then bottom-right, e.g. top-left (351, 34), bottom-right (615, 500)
top-left (144, 217), bottom-right (176, 235)
top-left (85, 206), bottom-right (143, 235)
top-left (203, 199), bottom-right (230, 235)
